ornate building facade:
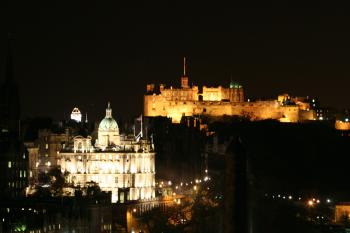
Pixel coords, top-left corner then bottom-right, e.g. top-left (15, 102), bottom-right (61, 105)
top-left (144, 59), bottom-right (315, 123)
top-left (60, 103), bottom-right (156, 203)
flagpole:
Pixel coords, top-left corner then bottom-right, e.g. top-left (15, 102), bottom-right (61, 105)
top-left (145, 123), bottom-right (148, 139)
top-left (141, 114), bottom-right (143, 138)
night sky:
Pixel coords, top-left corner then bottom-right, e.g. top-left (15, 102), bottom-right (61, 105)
top-left (1, 3), bottom-right (350, 122)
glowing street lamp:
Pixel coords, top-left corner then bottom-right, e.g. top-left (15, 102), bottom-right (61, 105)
top-left (308, 200), bottom-right (314, 207)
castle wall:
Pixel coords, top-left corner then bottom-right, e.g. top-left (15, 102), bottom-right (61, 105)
top-left (299, 109), bottom-right (316, 121)
top-left (203, 86), bottom-right (224, 101)
top-left (231, 101), bottom-right (299, 122)
top-left (144, 95), bottom-right (304, 123)
top-left (201, 86), bottom-right (244, 102)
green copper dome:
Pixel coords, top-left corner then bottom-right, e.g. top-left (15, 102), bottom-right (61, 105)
top-left (98, 102), bottom-right (119, 131)
top-left (230, 80), bottom-right (242, 89)
top-left (99, 117), bottom-right (118, 131)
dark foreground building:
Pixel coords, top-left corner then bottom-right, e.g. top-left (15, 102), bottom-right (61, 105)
top-left (0, 36), bottom-right (28, 198)
top-left (224, 137), bottom-right (248, 233)
top-left (146, 116), bottom-right (204, 182)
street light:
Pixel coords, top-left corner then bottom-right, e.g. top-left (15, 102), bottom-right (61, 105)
top-left (308, 200), bottom-right (314, 207)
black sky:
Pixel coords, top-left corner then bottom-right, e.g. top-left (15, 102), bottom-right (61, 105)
top-left (1, 2), bottom-right (350, 122)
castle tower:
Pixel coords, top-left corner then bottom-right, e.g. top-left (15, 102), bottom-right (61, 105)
top-left (229, 79), bottom-right (245, 102)
top-left (181, 57), bottom-right (189, 89)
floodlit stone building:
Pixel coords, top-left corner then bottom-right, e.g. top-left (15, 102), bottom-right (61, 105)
top-left (144, 59), bottom-right (315, 123)
top-left (335, 203), bottom-right (350, 223)
top-left (60, 103), bottom-right (156, 203)
top-left (25, 129), bottom-right (69, 184)
top-left (70, 107), bottom-right (82, 122)
top-left (335, 119), bottom-right (350, 131)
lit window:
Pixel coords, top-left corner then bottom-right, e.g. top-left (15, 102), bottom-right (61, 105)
top-left (22, 153), bottom-right (26, 159)
top-left (45, 153), bottom-right (48, 158)
top-left (45, 144), bottom-right (48, 149)
top-left (24, 170), bottom-right (26, 178)
top-left (8, 161), bottom-right (11, 168)
top-left (20, 171), bottom-right (22, 178)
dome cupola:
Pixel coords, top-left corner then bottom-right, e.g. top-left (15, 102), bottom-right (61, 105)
top-left (98, 102), bottom-right (119, 132)
top-left (97, 102), bottom-right (120, 148)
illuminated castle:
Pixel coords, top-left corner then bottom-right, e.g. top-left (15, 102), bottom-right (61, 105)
top-left (144, 58), bottom-right (315, 123)
top-left (60, 103), bottom-right (156, 203)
